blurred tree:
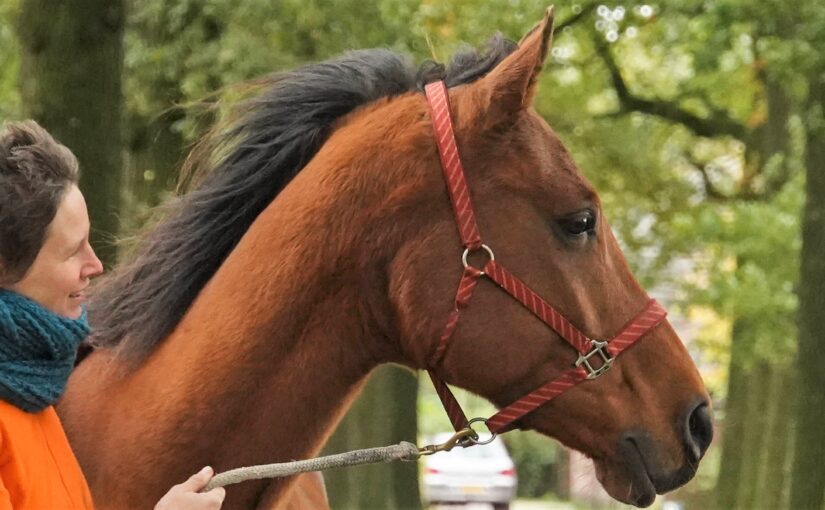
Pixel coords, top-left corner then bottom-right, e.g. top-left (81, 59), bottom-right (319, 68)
top-left (790, 5), bottom-right (825, 507)
top-left (0, 0), bottom-right (21, 121)
top-left (322, 366), bottom-right (420, 509)
top-left (793, 84), bottom-right (825, 510)
top-left (122, 0), bottom-right (224, 220)
top-left (581, 4), bottom-right (806, 508)
top-left (572, 3), bottom-right (825, 509)
top-left (16, 0), bottom-right (125, 266)
top-left (504, 432), bottom-right (560, 498)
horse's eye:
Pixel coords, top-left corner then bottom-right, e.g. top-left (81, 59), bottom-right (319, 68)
top-left (559, 210), bottom-right (596, 238)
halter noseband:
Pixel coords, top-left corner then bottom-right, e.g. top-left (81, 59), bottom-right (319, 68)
top-left (423, 80), bottom-right (667, 437)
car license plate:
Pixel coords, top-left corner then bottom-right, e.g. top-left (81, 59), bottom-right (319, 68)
top-left (460, 485), bottom-right (484, 494)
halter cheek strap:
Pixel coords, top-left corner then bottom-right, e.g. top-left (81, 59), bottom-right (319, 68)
top-left (423, 80), bottom-right (667, 436)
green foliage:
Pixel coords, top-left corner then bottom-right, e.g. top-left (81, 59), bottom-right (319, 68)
top-left (674, 178), bottom-right (802, 365)
top-left (418, 377), bottom-right (497, 438)
top-left (0, 0), bottom-right (20, 121)
top-left (123, 0), bottom-right (426, 144)
top-left (536, 2), bottom-right (807, 385)
top-left (503, 432), bottom-right (560, 498)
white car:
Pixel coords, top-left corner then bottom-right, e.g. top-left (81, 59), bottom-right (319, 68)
top-left (422, 433), bottom-right (517, 509)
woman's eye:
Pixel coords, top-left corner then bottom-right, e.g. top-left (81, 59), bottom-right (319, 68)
top-left (559, 210), bottom-right (596, 237)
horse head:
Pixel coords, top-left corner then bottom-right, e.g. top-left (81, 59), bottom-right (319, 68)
top-left (332, 9), bottom-right (713, 507)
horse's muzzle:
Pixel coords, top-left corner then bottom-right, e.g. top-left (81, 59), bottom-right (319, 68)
top-left (619, 396), bottom-right (714, 506)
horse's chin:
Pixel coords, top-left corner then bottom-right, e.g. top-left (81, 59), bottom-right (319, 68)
top-left (593, 447), bottom-right (657, 508)
top-left (592, 437), bottom-right (698, 508)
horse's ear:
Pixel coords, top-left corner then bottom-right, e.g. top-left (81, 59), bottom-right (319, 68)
top-left (467, 6), bottom-right (555, 126)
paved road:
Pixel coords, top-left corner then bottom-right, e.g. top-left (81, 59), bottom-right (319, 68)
top-left (512, 501), bottom-right (577, 509)
top-left (432, 502), bottom-right (577, 510)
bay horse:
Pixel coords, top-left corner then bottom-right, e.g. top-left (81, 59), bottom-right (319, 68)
top-left (58, 8), bottom-right (712, 509)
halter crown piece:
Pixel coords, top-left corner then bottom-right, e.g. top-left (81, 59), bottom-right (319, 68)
top-left (423, 80), bottom-right (668, 438)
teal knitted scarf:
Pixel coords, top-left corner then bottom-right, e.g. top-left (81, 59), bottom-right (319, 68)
top-left (0, 289), bottom-right (89, 413)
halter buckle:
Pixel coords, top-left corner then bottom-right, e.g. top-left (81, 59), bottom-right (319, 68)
top-left (576, 339), bottom-right (614, 379)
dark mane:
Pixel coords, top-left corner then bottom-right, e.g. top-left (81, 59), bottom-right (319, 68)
top-left (89, 35), bottom-right (517, 360)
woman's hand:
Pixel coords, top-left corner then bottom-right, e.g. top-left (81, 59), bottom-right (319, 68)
top-left (155, 466), bottom-right (226, 510)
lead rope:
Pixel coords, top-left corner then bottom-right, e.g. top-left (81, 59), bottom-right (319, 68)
top-left (203, 428), bottom-right (480, 491)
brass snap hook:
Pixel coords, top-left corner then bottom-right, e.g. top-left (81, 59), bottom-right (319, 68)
top-left (417, 427), bottom-right (478, 456)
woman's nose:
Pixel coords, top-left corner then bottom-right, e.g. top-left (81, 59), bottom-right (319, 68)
top-left (83, 245), bottom-right (104, 279)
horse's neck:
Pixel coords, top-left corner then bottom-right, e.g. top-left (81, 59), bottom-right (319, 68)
top-left (62, 188), bottom-right (396, 507)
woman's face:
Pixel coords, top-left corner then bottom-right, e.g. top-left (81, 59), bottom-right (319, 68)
top-left (4, 185), bottom-right (103, 318)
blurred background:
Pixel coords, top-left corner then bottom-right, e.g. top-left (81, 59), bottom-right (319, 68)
top-left (1, 1), bottom-right (823, 508)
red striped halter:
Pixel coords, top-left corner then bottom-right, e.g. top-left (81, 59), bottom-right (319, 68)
top-left (423, 80), bottom-right (667, 440)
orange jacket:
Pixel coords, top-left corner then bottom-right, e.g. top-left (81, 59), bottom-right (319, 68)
top-left (0, 400), bottom-right (94, 509)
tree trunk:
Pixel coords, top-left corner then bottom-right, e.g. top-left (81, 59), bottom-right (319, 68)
top-left (714, 318), bottom-right (752, 510)
top-left (756, 364), bottom-right (794, 510)
top-left (123, 111), bottom-right (185, 231)
top-left (715, 318), bottom-right (795, 510)
top-left (17, 0), bottom-right (125, 266)
top-left (736, 361), bottom-right (773, 510)
top-left (731, 361), bottom-right (794, 510)
top-left (715, 75), bottom-right (796, 509)
top-left (323, 365), bottom-right (421, 509)
top-left (789, 74), bottom-right (825, 510)
top-left (122, 2), bottom-right (226, 228)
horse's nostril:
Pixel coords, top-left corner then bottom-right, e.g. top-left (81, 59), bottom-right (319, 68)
top-left (685, 400), bottom-right (713, 462)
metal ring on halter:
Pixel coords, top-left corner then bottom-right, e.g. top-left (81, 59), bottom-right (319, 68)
top-left (461, 244), bottom-right (495, 275)
top-left (462, 417), bottom-right (497, 446)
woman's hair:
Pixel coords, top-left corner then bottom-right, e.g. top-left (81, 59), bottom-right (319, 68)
top-left (0, 120), bottom-right (80, 284)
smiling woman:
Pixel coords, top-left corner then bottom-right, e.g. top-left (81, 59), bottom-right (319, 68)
top-left (0, 122), bottom-right (93, 292)
top-left (3, 182), bottom-right (102, 320)
top-left (0, 121), bottom-right (226, 510)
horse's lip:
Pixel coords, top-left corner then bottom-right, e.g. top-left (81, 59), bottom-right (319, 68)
top-left (619, 438), bottom-right (657, 507)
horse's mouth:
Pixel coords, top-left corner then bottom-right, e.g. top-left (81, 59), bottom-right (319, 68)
top-left (593, 440), bottom-right (657, 508)
top-left (621, 438), bottom-right (658, 506)
top-left (593, 456), bottom-right (654, 507)
top-left (594, 436), bottom-right (699, 508)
